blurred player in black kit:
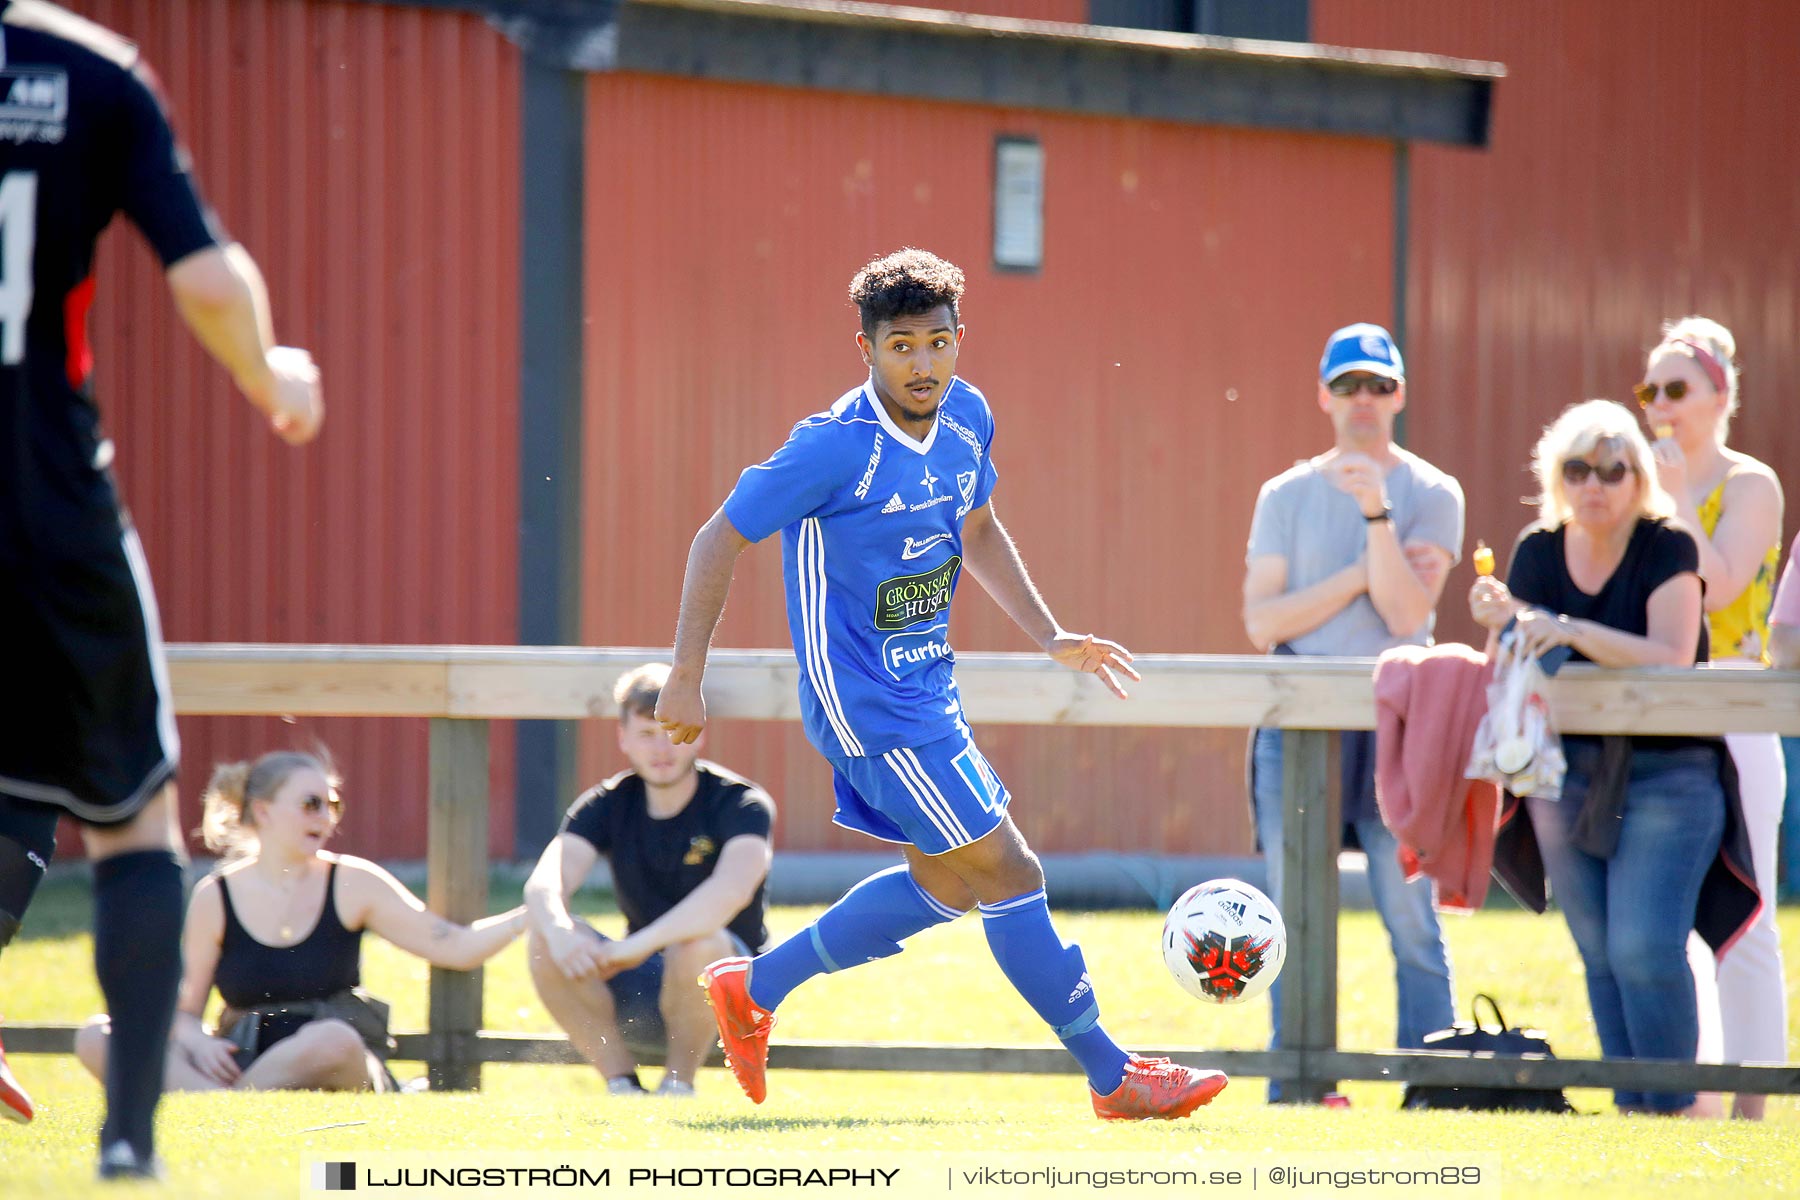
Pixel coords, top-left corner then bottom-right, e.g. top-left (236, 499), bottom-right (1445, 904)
top-left (0, 0), bottom-right (322, 1178)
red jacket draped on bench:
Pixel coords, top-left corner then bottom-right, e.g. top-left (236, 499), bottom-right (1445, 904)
top-left (1372, 643), bottom-right (1500, 913)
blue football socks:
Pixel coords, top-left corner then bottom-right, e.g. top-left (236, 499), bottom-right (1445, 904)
top-left (979, 888), bottom-right (1130, 1095)
top-left (747, 865), bottom-right (963, 1012)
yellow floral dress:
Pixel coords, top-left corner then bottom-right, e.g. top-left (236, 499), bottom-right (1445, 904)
top-left (1697, 471), bottom-right (1780, 662)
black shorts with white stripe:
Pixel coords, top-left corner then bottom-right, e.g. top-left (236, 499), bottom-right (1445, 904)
top-left (0, 506), bottom-right (178, 825)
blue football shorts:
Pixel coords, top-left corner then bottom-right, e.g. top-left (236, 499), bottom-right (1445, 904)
top-left (828, 729), bottom-right (1012, 856)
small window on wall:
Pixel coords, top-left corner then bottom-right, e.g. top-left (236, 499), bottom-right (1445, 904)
top-left (993, 136), bottom-right (1045, 273)
top-left (1089, 0), bottom-right (1308, 41)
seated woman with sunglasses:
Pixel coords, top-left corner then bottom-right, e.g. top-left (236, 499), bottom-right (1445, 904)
top-left (74, 751), bottom-right (527, 1092)
top-left (1637, 318), bottom-right (1788, 1121)
top-left (1468, 399), bottom-right (1758, 1117)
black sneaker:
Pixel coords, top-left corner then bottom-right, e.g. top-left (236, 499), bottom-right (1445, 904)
top-left (97, 1141), bottom-right (165, 1182)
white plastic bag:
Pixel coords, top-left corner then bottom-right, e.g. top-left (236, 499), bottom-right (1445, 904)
top-left (1466, 635), bottom-right (1566, 800)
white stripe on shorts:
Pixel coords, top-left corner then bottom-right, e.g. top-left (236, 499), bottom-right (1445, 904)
top-left (899, 746), bottom-right (978, 842)
top-left (883, 748), bottom-right (970, 847)
top-left (121, 526), bottom-right (180, 766)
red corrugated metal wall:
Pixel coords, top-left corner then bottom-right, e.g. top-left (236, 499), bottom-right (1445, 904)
top-left (64, 1), bottom-right (522, 858)
top-left (1314, 0), bottom-right (1800, 647)
top-left (582, 73), bottom-right (1395, 854)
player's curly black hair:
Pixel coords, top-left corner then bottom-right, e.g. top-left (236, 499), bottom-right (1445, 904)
top-left (848, 248), bottom-right (965, 335)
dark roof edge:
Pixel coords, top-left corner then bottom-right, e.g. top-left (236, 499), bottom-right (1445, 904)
top-left (357, 0), bottom-right (1502, 147)
top-left (644, 0), bottom-right (1507, 82)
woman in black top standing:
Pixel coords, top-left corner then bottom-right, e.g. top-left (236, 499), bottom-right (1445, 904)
top-left (1468, 399), bottom-right (1738, 1117)
top-left (76, 751), bottom-right (525, 1091)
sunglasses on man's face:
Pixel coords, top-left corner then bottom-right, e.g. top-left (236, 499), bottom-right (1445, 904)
top-left (1327, 375), bottom-right (1399, 398)
top-left (1632, 380), bottom-right (1690, 406)
top-left (1561, 459), bottom-right (1633, 487)
top-left (299, 793), bottom-right (343, 816)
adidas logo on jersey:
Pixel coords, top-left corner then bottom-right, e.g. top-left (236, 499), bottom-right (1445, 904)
top-left (881, 494), bottom-right (905, 514)
top-left (1068, 973), bottom-right (1094, 1004)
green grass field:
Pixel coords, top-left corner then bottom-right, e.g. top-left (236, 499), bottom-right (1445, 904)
top-left (3, 875), bottom-right (1797, 1197)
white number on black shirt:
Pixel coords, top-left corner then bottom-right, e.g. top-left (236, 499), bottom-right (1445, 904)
top-left (0, 171), bottom-right (38, 365)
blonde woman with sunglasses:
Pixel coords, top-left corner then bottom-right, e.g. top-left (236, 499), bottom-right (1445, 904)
top-left (1639, 317), bottom-right (1787, 1120)
top-left (74, 751), bottom-right (526, 1092)
top-left (1468, 399), bottom-right (1760, 1117)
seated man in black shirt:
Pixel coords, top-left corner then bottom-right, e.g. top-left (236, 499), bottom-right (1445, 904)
top-left (524, 664), bottom-right (774, 1096)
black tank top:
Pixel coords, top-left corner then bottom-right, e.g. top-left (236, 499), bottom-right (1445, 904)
top-left (214, 862), bottom-right (362, 1009)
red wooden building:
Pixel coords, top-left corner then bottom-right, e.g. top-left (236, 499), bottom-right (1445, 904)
top-left (62, 0), bottom-right (1796, 863)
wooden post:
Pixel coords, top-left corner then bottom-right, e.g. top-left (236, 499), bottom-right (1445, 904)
top-left (427, 717), bottom-right (490, 1091)
top-left (1277, 728), bottom-right (1341, 1103)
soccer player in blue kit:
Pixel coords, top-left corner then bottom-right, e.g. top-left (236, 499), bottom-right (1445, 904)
top-left (655, 248), bottom-right (1227, 1119)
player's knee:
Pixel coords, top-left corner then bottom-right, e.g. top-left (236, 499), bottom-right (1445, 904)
top-left (982, 817), bottom-right (1040, 866)
top-left (999, 844), bottom-right (1044, 894)
top-left (969, 838), bottom-right (1044, 900)
top-left (998, 820), bottom-right (1042, 867)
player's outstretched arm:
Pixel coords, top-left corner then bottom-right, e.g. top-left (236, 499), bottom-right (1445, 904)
top-left (961, 501), bottom-right (1140, 699)
top-left (658, 508), bottom-right (752, 744)
top-left (166, 244), bottom-right (322, 445)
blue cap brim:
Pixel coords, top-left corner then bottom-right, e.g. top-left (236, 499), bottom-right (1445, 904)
top-left (1323, 360), bottom-right (1404, 384)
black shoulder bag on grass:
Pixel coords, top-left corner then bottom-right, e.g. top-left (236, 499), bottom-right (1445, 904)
top-left (1400, 994), bottom-right (1576, 1113)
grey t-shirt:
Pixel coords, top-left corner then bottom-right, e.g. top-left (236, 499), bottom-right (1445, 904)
top-left (1246, 450), bottom-right (1465, 656)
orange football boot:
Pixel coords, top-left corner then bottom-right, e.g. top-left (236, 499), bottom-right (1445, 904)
top-left (698, 957), bottom-right (774, 1104)
top-left (0, 1028), bottom-right (34, 1124)
top-left (1091, 1055), bottom-right (1227, 1120)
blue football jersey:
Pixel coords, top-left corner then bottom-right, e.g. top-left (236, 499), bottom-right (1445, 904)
top-left (723, 377), bottom-right (1000, 758)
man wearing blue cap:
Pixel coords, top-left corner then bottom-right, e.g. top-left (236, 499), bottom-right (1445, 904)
top-left (1239, 323), bottom-right (1464, 1101)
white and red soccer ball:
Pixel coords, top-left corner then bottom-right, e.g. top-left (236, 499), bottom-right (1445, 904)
top-left (1162, 878), bottom-right (1287, 1004)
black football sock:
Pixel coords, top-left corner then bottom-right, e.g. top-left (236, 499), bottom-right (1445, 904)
top-left (92, 849), bottom-right (184, 1161)
top-left (0, 805), bottom-right (60, 953)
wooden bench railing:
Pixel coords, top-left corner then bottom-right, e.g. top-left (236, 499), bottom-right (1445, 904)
top-left (8, 644), bottom-right (1800, 1100)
